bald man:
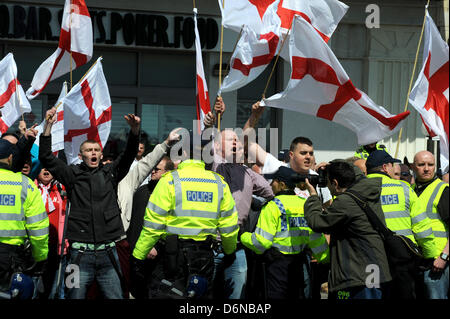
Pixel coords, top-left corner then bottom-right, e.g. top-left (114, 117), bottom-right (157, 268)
top-left (412, 151), bottom-right (449, 299)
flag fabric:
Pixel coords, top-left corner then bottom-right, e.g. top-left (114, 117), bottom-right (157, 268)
top-left (262, 15), bottom-right (410, 146)
top-left (34, 82), bottom-right (68, 152)
top-left (218, 0), bottom-right (347, 42)
top-left (26, 0), bottom-right (93, 100)
top-left (277, 0), bottom-right (348, 42)
top-left (409, 11), bottom-right (449, 171)
top-left (219, 3), bottom-right (282, 95)
top-left (63, 58), bottom-right (112, 165)
top-left (0, 53), bottom-right (31, 136)
top-left (194, 8), bottom-right (211, 132)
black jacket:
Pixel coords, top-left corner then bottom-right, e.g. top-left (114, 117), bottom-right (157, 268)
top-left (39, 132), bottom-right (139, 244)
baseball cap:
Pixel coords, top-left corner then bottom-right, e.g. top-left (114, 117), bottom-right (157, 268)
top-left (278, 149), bottom-right (290, 163)
top-left (264, 166), bottom-right (298, 188)
top-left (0, 139), bottom-right (14, 159)
top-left (366, 150), bottom-right (401, 170)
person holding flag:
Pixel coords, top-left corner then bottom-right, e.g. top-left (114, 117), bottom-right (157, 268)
top-left (38, 105), bottom-right (141, 299)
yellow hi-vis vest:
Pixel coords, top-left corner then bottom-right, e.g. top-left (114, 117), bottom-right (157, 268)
top-left (132, 160), bottom-right (238, 260)
top-left (414, 179), bottom-right (449, 254)
top-left (354, 144), bottom-right (387, 160)
top-left (0, 168), bottom-right (49, 262)
top-left (367, 173), bottom-right (436, 258)
top-left (241, 194), bottom-right (329, 262)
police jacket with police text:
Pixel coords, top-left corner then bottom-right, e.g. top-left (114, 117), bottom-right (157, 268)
top-left (38, 132), bottom-right (139, 244)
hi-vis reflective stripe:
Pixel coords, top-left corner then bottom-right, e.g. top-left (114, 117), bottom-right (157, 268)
top-left (143, 220), bottom-right (166, 230)
top-left (256, 227), bottom-right (274, 242)
top-left (219, 224), bottom-right (238, 234)
top-left (20, 175), bottom-right (28, 219)
top-left (272, 198), bottom-right (288, 231)
top-left (383, 211), bottom-right (410, 219)
top-left (309, 232), bottom-right (323, 241)
top-left (426, 182), bottom-right (446, 221)
top-left (0, 229), bottom-right (27, 237)
top-left (275, 229), bottom-right (310, 238)
top-left (147, 202), bottom-right (169, 216)
top-left (395, 229), bottom-right (414, 237)
top-left (251, 233), bottom-right (267, 253)
top-left (415, 228), bottom-right (434, 239)
top-left (411, 212), bottom-right (428, 225)
top-left (311, 242), bottom-right (328, 255)
top-left (0, 213), bottom-right (24, 221)
top-left (220, 208), bottom-right (235, 218)
top-left (26, 211), bottom-right (48, 224)
top-left (27, 228), bottom-right (48, 237)
top-left (166, 225), bottom-right (217, 236)
top-left (434, 231), bottom-right (449, 238)
top-left (273, 242), bottom-right (306, 253)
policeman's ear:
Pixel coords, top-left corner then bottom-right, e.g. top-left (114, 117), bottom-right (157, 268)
top-left (7, 154), bottom-right (13, 167)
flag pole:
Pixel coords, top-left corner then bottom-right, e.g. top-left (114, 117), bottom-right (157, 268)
top-left (77, 56), bottom-right (102, 85)
top-left (261, 19), bottom-right (293, 100)
top-left (394, 0), bottom-right (430, 158)
top-left (69, 2), bottom-right (73, 90)
top-left (217, 0), bottom-right (225, 132)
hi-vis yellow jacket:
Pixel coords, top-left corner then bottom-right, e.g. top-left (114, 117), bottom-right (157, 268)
top-left (367, 173), bottom-right (437, 258)
top-left (132, 160), bottom-right (238, 260)
top-left (241, 194), bottom-right (329, 262)
top-left (354, 144), bottom-right (387, 160)
top-left (0, 166), bottom-right (49, 262)
top-left (413, 178), bottom-right (449, 254)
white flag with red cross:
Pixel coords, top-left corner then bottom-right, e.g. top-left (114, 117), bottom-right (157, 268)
top-left (219, 0), bottom-right (347, 42)
top-left (409, 11), bottom-right (449, 172)
top-left (63, 58), bottom-right (112, 165)
top-left (219, 1), bottom-right (282, 94)
top-left (0, 53), bottom-right (31, 136)
top-left (26, 0), bottom-right (93, 100)
top-left (34, 82), bottom-right (68, 152)
top-left (194, 8), bottom-right (211, 132)
top-left (262, 15), bottom-right (410, 145)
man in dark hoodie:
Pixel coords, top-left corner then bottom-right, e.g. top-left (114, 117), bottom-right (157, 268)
top-left (304, 160), bottom-right (391, 299)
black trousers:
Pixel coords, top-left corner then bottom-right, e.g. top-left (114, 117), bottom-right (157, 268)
top-left (388, 261), bottom-right (419, 299)
top-left (265, 253), bottom-right (304, 299)
top-left (0, 242), bottom-right (26, 291)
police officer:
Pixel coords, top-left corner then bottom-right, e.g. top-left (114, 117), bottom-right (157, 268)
top-left (0, 139), bottom-right (49, 296)
top-left (240, 166), bottom-right (329, 299)
top-left (366, 150), bottom-right (436, 298)
top-left (131, 131), bottom-right (239, 299)
top-left (412, 151), bottom-right (449, 299)
top-left (354, 142), bottom-right (388, 160)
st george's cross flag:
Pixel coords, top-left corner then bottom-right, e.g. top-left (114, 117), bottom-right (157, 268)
top-left (262, 15), bottom-right (410, 145)
top-left (219, 1), bottom-right (282, 94)
top-left (63, 58), bottom-right (112, 164)
top-left (409, 11), bottom-right (449, 171)
top-left (0, 53), bottom-right (31, 136)
top-left (26, 0), bottom-right (93, 99)
top-left (194, 8), bottom-right (211, 132)
top-left (218, 0), bottom-right (347, 42)
top-left (34, 82), bottom-right (68, 152)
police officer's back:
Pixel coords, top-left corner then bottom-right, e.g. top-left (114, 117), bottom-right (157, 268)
top-left (0, 139), bottom-right (49, 296)
top-left (131, 133), bottom-right (239, 299)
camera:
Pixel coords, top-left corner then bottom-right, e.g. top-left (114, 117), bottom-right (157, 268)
top-left (292, 168), bottom-right (328, 188)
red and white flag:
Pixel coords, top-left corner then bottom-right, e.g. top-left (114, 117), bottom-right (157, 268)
top-left (63, 58), bottom-right (112, 164)
top-left (219, 0), bottom-right (347, 42)
top-left (34, 82), bottom-right (68, 152)
top-left (219, 3), bottom-right (281, 94)
top-left (262, 15), bottom-right (410, 145)
top-left (0, 53), bottom-right (31, 136)
top-left (194, 8), bottom-right (211, 132)
top-left (409, 11), bottom-right (449, 171)
top-left (26, 0), bottom-right (93, 100)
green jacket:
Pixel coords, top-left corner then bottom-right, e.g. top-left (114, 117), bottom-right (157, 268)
top-left (304, 173), bottom-right (392, 293)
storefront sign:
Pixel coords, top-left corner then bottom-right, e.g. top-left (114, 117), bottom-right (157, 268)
top-left (0, 4), bottom-right (219, 50)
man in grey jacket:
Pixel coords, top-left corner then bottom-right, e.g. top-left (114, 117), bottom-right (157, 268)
top-left (304, 160), bottom-right (392, 299)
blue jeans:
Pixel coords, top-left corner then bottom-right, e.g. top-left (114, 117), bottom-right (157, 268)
top-left (213, 248), bottom-right (247, 299)
top-left (334, 286), bottom-right (383, 299)
top-left (65, 247), bottom-right (123, 299)
top-left (424, 264), bottom-right (449, 299)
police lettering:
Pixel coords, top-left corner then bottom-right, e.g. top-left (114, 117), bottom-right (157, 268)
top-left (0, 194), bottom-right (15, 206)
top-left (289, 216), bottom-right (308, 228)
top-left (380, 194), bottom-right (399, 205)
top-left (186, 191), bottom-right (213, 203)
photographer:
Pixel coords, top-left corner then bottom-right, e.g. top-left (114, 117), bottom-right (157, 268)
top-left (304, 160), bottom-right (392, 299)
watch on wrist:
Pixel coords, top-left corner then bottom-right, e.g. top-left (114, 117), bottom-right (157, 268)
top-left (439, 252), bottom-right (449, 262)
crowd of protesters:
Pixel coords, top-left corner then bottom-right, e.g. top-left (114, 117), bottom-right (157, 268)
top-left (0, 96), bottom-right (448, 300)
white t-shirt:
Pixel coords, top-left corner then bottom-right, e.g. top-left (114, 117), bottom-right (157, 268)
top-left (262, 153), bottom-right (332, 203)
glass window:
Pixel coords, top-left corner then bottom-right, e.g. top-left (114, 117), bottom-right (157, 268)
top-left (7, 98), bottom-right (43, 133)
top-left (141, 103), bottom-right (197, 144)
top-left (103, 101), bottom-right (135, 157)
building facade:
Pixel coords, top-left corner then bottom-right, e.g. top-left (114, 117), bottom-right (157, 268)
top-left (0, 0), bottom-right (448, 165)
